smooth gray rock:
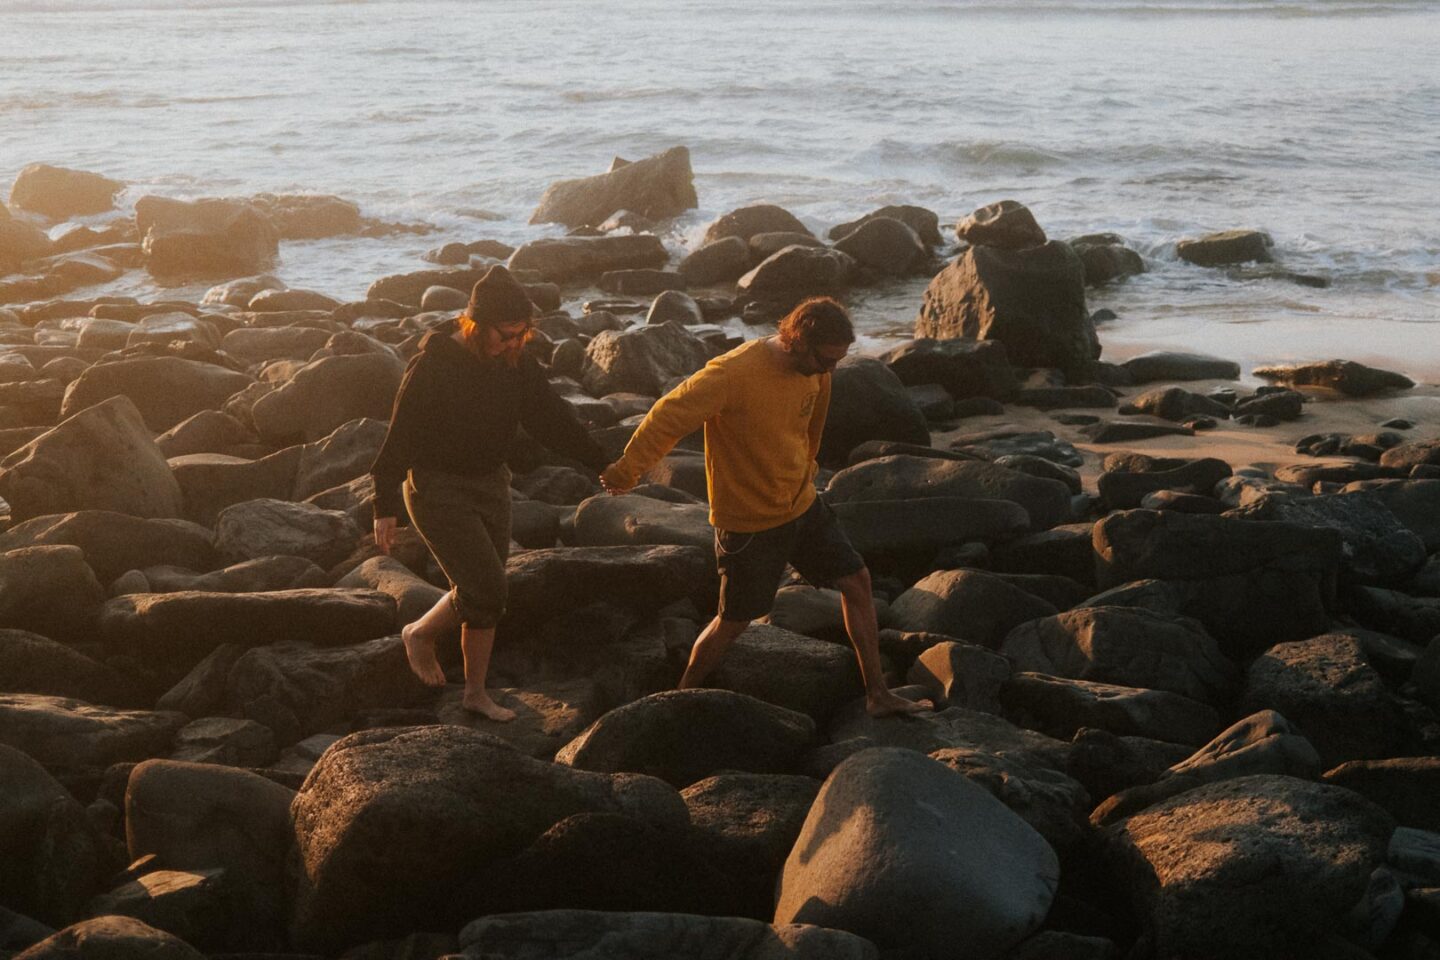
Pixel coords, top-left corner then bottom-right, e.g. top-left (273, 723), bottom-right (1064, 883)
top-left (888, 568), bottom-right (1058, 650)
top-left (827, 454), bottom-right (1072, 530)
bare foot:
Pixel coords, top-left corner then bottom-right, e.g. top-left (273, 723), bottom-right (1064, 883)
top-left (462, 689), bottom-right (517, 722)
top-left (866, 690), bottom-right (934, 718)
top-left (401, 623), bottom-right (446, 687)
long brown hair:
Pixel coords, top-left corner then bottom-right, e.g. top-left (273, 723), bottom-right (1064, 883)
top-left (777, 296), bottom-right (855, 350)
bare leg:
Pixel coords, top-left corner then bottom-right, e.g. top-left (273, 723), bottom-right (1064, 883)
top-left (460, 623), bottom-right (516, 722)
top-left (678, 616), bottom-right (752, 690)
top-left (835, 568), bottom-right (933, 717)
top-left (401, 592), bottom-right (454, 688)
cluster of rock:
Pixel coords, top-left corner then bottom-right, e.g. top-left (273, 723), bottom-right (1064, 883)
top-left (1, 151), bottom-right (1438, 959)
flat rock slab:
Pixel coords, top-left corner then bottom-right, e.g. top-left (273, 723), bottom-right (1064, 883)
top-left (1001, 672), bottom-right (1222, 746)
top-left (0, 694), bottom-right (187, 778)
top-left (1078, 419), bottom-right (1195, 443)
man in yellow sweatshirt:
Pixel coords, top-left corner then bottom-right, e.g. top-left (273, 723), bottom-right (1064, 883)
top-left (601, 297), bottom-right (930, 717)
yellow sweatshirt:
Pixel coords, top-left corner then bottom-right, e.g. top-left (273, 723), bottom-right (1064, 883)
top-left (602, 338), bottom-right (831, 532)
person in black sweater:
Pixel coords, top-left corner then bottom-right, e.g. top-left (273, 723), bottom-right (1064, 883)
top-left (371, 265), bottom-right (607, 720)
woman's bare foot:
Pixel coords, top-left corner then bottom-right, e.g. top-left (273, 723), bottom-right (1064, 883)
top-left (401, 623), bottom-right (446, 687)
top-left (462, 688), bottom-right (517, 722)
top-left (866, 689), bottom-right (934, 718)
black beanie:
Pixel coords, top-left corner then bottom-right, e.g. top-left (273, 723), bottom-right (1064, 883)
top-left (466, 265), bottom-right (534, 325)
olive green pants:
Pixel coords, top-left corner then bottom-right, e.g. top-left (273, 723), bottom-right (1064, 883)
top-left (402, 466), bottom-right (512, 629)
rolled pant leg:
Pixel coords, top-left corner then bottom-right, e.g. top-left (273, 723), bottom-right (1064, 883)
top-left (403, 467), bottom-right (512, 628)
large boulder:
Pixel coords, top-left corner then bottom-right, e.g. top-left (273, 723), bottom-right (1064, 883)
top-left (828, 704), bottom-right (1071, 774)
top-left (457, 911), bottom-right (877, 960)
top-left (0, 396), bottom-right (184, 522)
top-left (1341, 479), bottom-right (1440, 552)
top-left (247, 192), bottom-right (362, 239)
top-left (774, 748), bottom-right (1058, 959)
top-left (0, 511), bottom-right (214, 584)
top-left (1104, 775), bottom-right (1393, 959)
top-left (61, 355), bottom-right (250, 434)
top-left (97, 588), bottom-right (396, 689)
top-left (508, 235), bottom-right (668, 283)
top-left (0, 694), bottom-right (186, 781)
top-left (1000, 607), bottom-right (1237, 705)
top-left (881, 337), bottom-right (1018, 402)
top-left (682, 772), bottom-right (822, 894)
top-left (1253, 359), bottom-right (1414, 397)
top-left (9, 164), bottom-right (123, 219)
top-left (168, 448), bottom-right (301, 527)
top-left (916, 241), bottom-right (1096, 380)
top-left (704, 204), bottom-right (811, 245)
top-left (827, 454), bottom-right (1073, 530)
top-left (1093, 509), bottom-right (1343, 658)
top-left (214, 498), bottom-right (361, 569)
top-left (220, 325), bottom-right (334, 364)
top-left (125, 760), bottom-right (295, 947)
top-left (818, 357), bottom-right (929, 467)
top-left (0, 744), bottom-right (110, 928)
top-left (581, 321), bottom-right (709, 397)
top-left (678, 236), bottom-right (751, 286)
top-left (135, 196), bottom-right (279, 279)
top-left (289, 725), bottom-right (687, 951)
top-left (12, 915), bottom-right (205, 960)
top-left (502, 545), bottom-right (710, 634)
top-left (530, 146), bottom-right (697, 227)
top-left (1175, 229), bottom-right (1273, 266)
top-left (1239, 634), bottom-right (1420, 768)
top-left (1000, 673), bottom-right (1222, 746)
top-left (831, 205), bottom-right (942, 247)
top-left (1120, 351), bottom-right (1241, 383)
top-left (955, 200), bottom-right (1047, 250)
top-left (571, 493), bottom-right (711, 548)
top-left (707, 623), bottom-right (862, 722)
top-left (250, 352), bottom-right (403, 444)
top-left (0, 630), bottom-right (118, 704)
top-left (929, 747), bottom-right (1092, 854)
top-left (888, 569), bottom-right (1058, 650)
top-left (736, 245), bottom-right (853, 303)
top-left (556, 689), bottom-right (815, 788)
top-left (0, 546), bottom-right (105, 640)
top-left (1069, 233), bottom-right (1145, 286)
top-left (831, 217), bottom-right (927, 275)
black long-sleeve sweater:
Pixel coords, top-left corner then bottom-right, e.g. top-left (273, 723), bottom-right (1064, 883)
top-left (369, 320), bottom-right (608, 520)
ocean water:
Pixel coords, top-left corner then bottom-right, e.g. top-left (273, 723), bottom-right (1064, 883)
top-left (2, 0), bottom-right (1438, 379)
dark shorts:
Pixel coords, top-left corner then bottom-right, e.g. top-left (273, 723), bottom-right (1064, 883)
top-left (714, 496), bottom-right (865, 623)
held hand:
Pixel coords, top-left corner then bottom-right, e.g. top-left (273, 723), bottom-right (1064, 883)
top-left (373, 516), bottom-right (397, 555)
top-left (599, 464), bottom-right (632, 496)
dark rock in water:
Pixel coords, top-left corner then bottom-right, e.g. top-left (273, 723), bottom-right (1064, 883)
top-left (0, 743), bottom-right (110, 928)
top-left (1254, 358), bottom-right (1414, 397)
top-left (555, 689), bottom-right (813, 788)
top-left (736, 244), bottom-right (854, 303)
top-left (1380, 438), bottom-right (1440, 471)
top-left (9, 164), bottom-right (123, 219)
top-left (1002, 672), bottom-right (1222, 745)
top-left (1239, 634), bottom-right (1421, 768)
top-left (599, 269), bottom-right (685, 296)
top-left (0, 510), bottom-right (216, 584)
top-left (645, 289), bottom-right (704, 326)
top-left (0, 693), bottom-right (187, 783)
top-left (881, 337), bottom-right (1018, 402)
top-left (819, 356), bottom-right (929, 467)
top-left (96, 588), bottom-right (396, 689)
top-left (530, 146), bottom-right (697, 228)
top-left (286, 725), bottom-right (689, 951)
top-left (1175, 229), bottom-right (1273, 266)
top-left (509, 234), bottom-right (670, 284)
top-left (60, 355), bottom-right (253, 433)
top-left (247, 192), bottom-right (362, 239)
top-left (1381, 418), bottom-right (1414, 430)
top-left (1120, 386), bottom-right (1232, 422)
top-left (677, 236), bottom-right (750, 286)
top-left (916, 241), bottom-right (1096, 381)
top-left (0, 396), bottom-right (185, 522)
top-left (831, 216), bottom-right (928, 275)
top-left (1069, 234), bottom-right (1145, 286)
top-left (1080, 419), bottom-right (1195, 443)
top-left (1323, 757), bottom-right (1440, 832)
top-left (13, 915), bottom-right (205, 960)
top-left (124, 759), bottom-right (294, 949)
top-left (458, 910), bottom-right (876, 960)
top-left (1117, 351), bottom-right (1244, 385)
top-left (0, 546), bottom-right (106, 640)
top-left (703, 204), bottom-right (812, 245)
top-left (888, 568), bottom-right (1059, 649)
top-left (1001, 607), bottom-right (1237, 705)
top-left (136, 196), bottom-right (279, 279)
top-left (774, 748), bottom-right (1057, 959)
top-left (827, 454), bottom-right (1074, 530)
top-left (581, 320), bottom-right (707, 397)
top-left (831, 204), bottom-right (942, 247)
top-left (1097, 457), bottom-right (1233, 510)
top-left (1104, 775), bottom-right (1393, 960)
top-left (955, 199), bottom-right (1047, 250)
top-left (1094, 509), bottom-right (1343, 657)
top-left (1231, 489), bottom-right (1426, 586)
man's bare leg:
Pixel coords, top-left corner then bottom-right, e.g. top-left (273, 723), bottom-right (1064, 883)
top-left (835, 568), bottom-right (933, 717)
top-left (460, 623), bottom-right (515, 722)
top-left (678, 616), bottom-right (752, 689)
top-left (401, 592), bottom-right (455, 687)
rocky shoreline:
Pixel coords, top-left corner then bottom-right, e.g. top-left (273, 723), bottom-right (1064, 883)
top-left (2, 151), bottom-right (1439, 959)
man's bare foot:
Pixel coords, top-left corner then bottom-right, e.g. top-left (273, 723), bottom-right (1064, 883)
top-left (866, 690), bottom-right (934, 718)
top-left (401, 623), bottom-right (446, 687)
top-left (462, 689), bottom-right (517, 722)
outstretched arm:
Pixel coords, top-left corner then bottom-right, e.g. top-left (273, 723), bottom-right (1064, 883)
top-left (601, 362), bottom-right (728, 493)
